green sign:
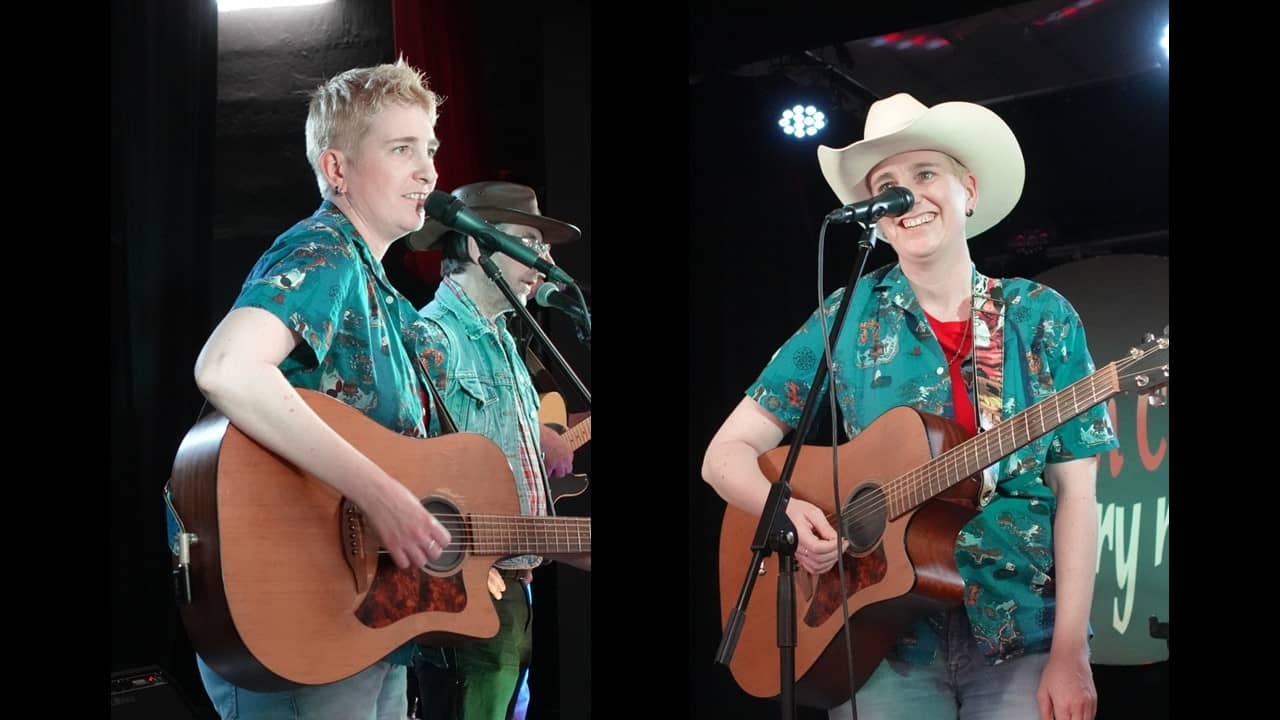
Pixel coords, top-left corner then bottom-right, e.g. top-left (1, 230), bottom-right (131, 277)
top-left (1035, 254), bottom-right (1169, 665)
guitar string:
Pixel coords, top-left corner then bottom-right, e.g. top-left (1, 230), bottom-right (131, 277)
top-left (373, 539), bottom-right (592, 551)
top-left (832, 371), bottom-right (1113, 531)
top-left (830, 359), bottom-right (1160, 532)
top-left (820, 344), bottom-right (1164, 533)
top-left (368, 516), bottom-right (591, 554)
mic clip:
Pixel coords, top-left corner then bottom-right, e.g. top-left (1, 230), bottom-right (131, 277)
top-left (826, 205), bottom-right (891, 225)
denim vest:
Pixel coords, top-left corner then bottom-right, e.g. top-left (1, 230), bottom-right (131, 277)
top-left (415, 277), bottom-right (548, 569)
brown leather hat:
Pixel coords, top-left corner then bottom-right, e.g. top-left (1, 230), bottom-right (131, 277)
top-left (406, 181), bottom-right (581, 251)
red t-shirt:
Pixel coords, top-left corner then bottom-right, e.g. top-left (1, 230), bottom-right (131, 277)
top-left (924, 312), bottom-right (977, 438)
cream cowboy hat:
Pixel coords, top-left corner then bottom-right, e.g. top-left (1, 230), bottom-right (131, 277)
top-left (406, 181), bottom-right (582, 251)
top-left (816, 93), bottom-right (1025, 239)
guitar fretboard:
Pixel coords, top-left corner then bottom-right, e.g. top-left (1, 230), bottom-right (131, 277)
top-left (562, 417), bottom-right (592, 452)
top-left (468, 514), bottom-right (591, 555)
top-left (887, 363), bottom-right (1120, 518)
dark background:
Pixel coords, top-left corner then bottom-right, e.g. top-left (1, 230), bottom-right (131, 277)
top-left (688, 1), bottom-right (1169, 718)
top-left (107, 0), bottom-right (1199, 718)
top-left (111, 1), bottom-right (591, 717)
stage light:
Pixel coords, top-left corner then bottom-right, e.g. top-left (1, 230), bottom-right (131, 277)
top-left (778, 104), bottom-right (826, 139)
top-left (1161, 24), bottom-right (1169, 58)
top-left (218, 0), bottom-right (333, 11)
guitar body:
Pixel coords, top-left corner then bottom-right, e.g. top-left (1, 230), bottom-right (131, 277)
top-left (718, 406), bottom-right (981, 709)
top-left (537, 390), bottom-right (592, 511)
top-left (538, 391), bottom-right (568, 427)
top-left (169, 390), bottom-right (527, 692)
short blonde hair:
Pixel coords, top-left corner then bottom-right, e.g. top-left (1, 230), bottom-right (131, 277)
top-left (304, 57), bottom-right (442, 198)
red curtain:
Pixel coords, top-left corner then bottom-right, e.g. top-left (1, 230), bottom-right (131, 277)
top-left (391, 0), bottom-right (490, 284)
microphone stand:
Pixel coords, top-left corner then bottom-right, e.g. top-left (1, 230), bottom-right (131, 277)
top-left (716, 220), bottom-right (878, 719)
top-left (553, 282), bottom-right (592, 351)
top-left (476, 252), bottom-right (591, 408)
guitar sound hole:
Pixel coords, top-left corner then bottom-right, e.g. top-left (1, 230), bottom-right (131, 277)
top-left (841, 484), bottom-right (886, 555)
top-left (422, 497), bottom-right (464, 574)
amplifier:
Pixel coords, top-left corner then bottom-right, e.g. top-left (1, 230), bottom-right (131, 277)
top-left (110, 665), bottom-right (203, 720)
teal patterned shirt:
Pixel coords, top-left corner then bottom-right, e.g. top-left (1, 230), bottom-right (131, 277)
top-left (169, 200), bottom-right (434, 667)
top-left (748, 262), bottom-right (1118, 665)
top-left (230, 201), bottom-right (435, 437)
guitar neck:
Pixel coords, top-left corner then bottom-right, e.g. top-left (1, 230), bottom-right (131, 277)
top-left (890, 362), bottom-right (1121, 516)
top-left (562, 416), bottom-right (592, 452)
top-left (468, 514), bottom-right (591, 555)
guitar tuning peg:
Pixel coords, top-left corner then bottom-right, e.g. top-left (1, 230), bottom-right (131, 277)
top-left (1163, 325), bottom-right (1169, 337)
top-left (1144, 332), bottom-right (1155, 343)
top-left (1146, 385), bottom-right (1169, 407)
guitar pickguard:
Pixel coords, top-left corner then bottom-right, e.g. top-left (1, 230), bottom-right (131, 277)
top-left (802, 546), bottom-right (888, 628)
top-left (354, 555), bottom-right (467, 628)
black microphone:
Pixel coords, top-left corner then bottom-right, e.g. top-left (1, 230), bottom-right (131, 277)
top-left (534, 282), bottom-right (589, 327)
top-left (422, 190), bottom-right (576, 287)
top-left (825, 186), bottom-right (915, 224)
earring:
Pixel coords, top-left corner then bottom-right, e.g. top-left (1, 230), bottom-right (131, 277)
top-left (965, 208), bottom-right (974, 217)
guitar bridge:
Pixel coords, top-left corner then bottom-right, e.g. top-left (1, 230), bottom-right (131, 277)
top-left (341, 499), bottom-right (370, 593)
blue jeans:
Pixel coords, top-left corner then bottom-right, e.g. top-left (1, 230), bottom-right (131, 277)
top-left (197, 655), bottom-right (407, 720)
top-left (828, 608), bottom-right (1051, 720)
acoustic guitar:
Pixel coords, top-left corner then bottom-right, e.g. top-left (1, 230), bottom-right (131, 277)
top-left (166, 388), bottom-right (591, 692)
top-left (718, 330), bottom-right (1169, 708)
top-left (539, 390), bottom-right (592, 504)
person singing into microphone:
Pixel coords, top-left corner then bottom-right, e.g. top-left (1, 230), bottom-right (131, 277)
top-left (178, 58), bottom-right (453, 719)
top-left (701, 93), bottom-right (1118, 720)
top-left (402, 180), bottom-right (590, 720)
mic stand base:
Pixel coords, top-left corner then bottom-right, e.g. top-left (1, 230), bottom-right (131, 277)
top-left (716, 481), bottom-right (798, 720)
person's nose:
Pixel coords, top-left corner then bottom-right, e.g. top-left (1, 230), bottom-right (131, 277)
top-left (416, 154), bottom-right (437, 192)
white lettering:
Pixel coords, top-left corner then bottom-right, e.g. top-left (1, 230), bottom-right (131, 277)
top-left (1154, 496), bottom-right (1169, 567)
top-left (1111, 503), bottom-right (1142, 635)
top-left (1096, 502), bottom-right (1114, 573)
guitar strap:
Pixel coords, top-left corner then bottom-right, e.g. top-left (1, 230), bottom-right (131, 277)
top-left (969, 272), bottom-right (1008, 508)
top-left (419, 367), bottom-right (458, 436)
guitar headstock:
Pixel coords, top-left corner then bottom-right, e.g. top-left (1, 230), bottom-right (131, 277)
top-left (1116, 326), bottom-right (1169, 403)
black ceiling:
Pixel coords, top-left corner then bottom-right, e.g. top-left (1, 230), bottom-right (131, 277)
top-left (689, 0), bottom-right (1169, 108)
top-left (690, 1), bottom-right (1038, 79)
top-left (688, 0), bottom-right (1170, 269)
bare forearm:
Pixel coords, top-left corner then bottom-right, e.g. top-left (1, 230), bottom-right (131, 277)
top-left (192, 306), bottom-right (446, 569)
top-left (702, 439), bottom-right (774, 517)
top-left (701, 398), bottom-right (789, 516)
top-left (1048, 471), bottom-right (1099, 655)
top-left (195, 356), bottom-right (400, 510)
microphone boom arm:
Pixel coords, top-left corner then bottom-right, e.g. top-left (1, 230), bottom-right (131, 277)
top-left (474, 252), bottom-right (591, 409)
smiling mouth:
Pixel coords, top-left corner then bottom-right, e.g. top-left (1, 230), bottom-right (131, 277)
top-left (901, 212), bottom-right (937, 229)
